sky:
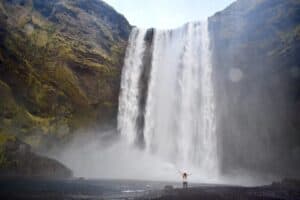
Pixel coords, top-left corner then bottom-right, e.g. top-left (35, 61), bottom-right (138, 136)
top-left (103, 0), bottom-right (236, 29)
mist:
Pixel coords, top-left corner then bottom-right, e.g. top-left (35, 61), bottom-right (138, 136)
top-left (52, 131), bottom-right (179, 181)
top-left (48, 128), bottom-right (275, 186)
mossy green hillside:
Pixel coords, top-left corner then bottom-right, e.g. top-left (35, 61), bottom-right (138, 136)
top-left (0, 132), bottom-right (16, 168)
top-left (0, 0), bottom-right (131, 148)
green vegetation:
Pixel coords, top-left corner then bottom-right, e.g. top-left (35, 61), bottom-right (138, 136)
top-left (0, 133), bottom-right (16, 168)
top-left (0, 0), bottom-right (131, 149)
top-left (0, 133), bottom-right (16, 146)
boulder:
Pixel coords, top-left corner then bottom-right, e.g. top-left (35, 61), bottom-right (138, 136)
top-left (0, 134), bottom-right (72, 178)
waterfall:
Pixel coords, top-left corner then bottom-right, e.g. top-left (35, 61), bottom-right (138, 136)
top-left (118, 21), bottom-right (219, 177)
top-left (118, 28), bottom-right (147, 145)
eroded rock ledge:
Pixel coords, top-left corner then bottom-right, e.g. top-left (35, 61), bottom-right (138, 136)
top-left (0, 134), bottom-right (72, 178)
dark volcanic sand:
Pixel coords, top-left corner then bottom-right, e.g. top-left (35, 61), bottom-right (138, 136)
top-left (0, 177), bottom-right (299, 200)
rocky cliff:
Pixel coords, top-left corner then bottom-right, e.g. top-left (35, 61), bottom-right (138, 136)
top-left (0, 133), bottom-right (72, 177)
top-left (0, 0), bottom-right (131, 149)
top-left (209, 0), bottom-right (300, 178)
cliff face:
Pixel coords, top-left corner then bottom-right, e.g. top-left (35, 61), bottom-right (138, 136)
top-left (209, 0), bottom-right (300, 178)
top-left (0, 0), bottom-right (131, 148)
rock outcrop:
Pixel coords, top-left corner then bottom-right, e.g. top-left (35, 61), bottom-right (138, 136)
top-left (0, 0), bottom-right (131, 148)
top-left (0, 133), bottom-right (72, 178)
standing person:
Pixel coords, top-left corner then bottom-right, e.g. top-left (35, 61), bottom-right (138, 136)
top-left (179, 170), bottom-right (191, 189)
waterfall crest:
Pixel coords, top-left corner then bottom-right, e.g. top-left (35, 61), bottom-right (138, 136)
top-left (118, 21), bottom-right (219, 176)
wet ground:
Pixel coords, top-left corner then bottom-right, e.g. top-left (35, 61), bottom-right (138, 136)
top-left (142, 184), bottom-right (300, 200)
top-left (0, 177), bottom-right (175, 199)
top-left (0, 177), bottom-right (299, 200)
